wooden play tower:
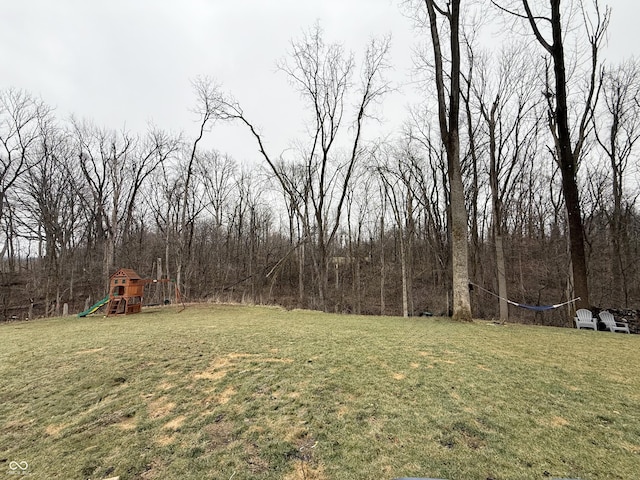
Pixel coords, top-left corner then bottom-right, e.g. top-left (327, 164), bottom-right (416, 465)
top-left (107, 268), bottom-right (145, 315)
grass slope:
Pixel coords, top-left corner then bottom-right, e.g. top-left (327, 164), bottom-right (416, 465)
top-left (1, 305), bottom-right (639, 479)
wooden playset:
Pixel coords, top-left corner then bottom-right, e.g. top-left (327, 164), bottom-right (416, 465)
top-left (78, 268), bottom-right (179, 317)
top-left (107, 268), bottom-right (145, 315)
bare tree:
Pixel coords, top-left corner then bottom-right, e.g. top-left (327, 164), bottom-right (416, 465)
top-left (221, 23), bottom-right (392, 310)
top-left (0, 89), bottom-right (49, 270)
top-left (146, 158), bottom-right (183, 294)
top-left (493, 0), bottom-right (609, 311)
top-left (594, 59), bottom-right (640, 305)
top-left (19, 113), bottom-right (79, 316)
top-left (410, 0), bottom-right (472, 321)
top-left (200, 150), bottom-right (237, 276)
top-left (71, 118), bottom-right (178, 284)
top-left (405, 120), bottom-right (451, 314)
top-left (375, 144), bottom-right (416, 317)
top-left (176, 77), bottom-right (226, 291)
top-left (344, 165), bottom-right (378, 315)
top-left (467, 43), bottom-right (542, 321)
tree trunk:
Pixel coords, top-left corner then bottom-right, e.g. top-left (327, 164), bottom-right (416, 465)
top-left (519, 0), bottom-right (606, 311)
top-left (424, 0), bottom-right (471, 321)
top-left (550, 10), bottom-right (590, 310)
top-left (380, 213), bottom-right (386, 316)
top-left (448, 140), bottom-right (472, 321)
top-left (495, 234), bottom-right (509, 321)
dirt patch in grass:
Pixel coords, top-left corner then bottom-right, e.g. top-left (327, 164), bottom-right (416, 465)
top-left (205, 416), bottom-right (234, 450)
top-left (245, 443), bottom-right (270, 474)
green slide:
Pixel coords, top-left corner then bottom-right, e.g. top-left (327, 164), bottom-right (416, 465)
top-left (77, 296), bottom-right (110, 317)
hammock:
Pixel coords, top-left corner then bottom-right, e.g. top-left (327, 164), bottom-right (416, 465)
top-left (469, 281), bottom-right (580, 311)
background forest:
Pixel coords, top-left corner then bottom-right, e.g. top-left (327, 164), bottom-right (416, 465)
top-left (1, 1), bottom-right (639, 327)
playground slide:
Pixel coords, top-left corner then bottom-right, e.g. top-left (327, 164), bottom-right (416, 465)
top-left (77, 296), bottom-right (110, 318)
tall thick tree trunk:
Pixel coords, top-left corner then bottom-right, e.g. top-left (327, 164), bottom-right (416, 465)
top-left (551, 13), bottom-right (590, 310)
top-left (519, 0), bottom-right (607, 311)
top-left (448, 139), bottom-right (472, 321)
top-left (561, 170), bottom-right (589, 309)
top-left (424, 0), bottom-right (472, 322)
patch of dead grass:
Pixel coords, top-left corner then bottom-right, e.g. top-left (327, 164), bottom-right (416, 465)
top-left (156, 434), bottom-right (175, 446)
top-left (116, 416), bottom-right (137, 431)
top-left (148, 399), bottom-right (175, 419)
top-left (217, 386), bottom-right (237, 405)
top-left (193, 353), bottom-right (293, 382)
top-left (74, 347), bottom-right (105, 355)
top-left (163, 415), bottom-right (186, 430)
top-left (539, 416), bottom-right (570, 428)
top-left (284, 460), bottom-right (326, 480)
top-left (45, 423), bottom-right (68, 436)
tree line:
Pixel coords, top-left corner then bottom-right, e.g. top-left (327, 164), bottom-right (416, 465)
top-left (1, 0), bottom-right (639, 325)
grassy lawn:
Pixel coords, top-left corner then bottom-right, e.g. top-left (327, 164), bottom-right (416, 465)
top-left (1, 304), bottom-right (639, 479)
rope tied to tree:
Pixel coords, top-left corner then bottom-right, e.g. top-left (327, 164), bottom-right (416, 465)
top-left (468, 281), bottom-right (580, 311)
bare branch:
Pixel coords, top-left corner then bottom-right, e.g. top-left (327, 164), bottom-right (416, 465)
top-left (521, 0), bottom-right (553, 53)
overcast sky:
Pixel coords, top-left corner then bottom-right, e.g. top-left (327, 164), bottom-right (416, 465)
top-left (2, 1), bottom-right (639, 164)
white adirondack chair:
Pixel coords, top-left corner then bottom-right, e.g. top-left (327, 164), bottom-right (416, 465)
top-left (574, 308), bottom-right (597, 330)
top-left (598, 310), bottom-right (630, 334)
